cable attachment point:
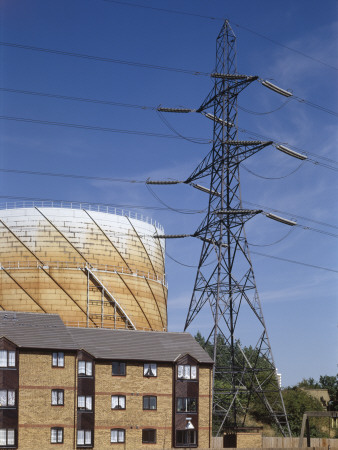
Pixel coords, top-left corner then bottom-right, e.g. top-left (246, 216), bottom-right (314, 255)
top-left (275, 144), bottom-right (308, 160)
top-left (261, 80), bottom-right (293, 97)
top-left (157, 107), bottom-right (195, 113)
top-left (146, 179), bottom-right (182, 185)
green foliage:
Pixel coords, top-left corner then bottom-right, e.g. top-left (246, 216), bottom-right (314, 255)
top-left (297, 374), bottom-right (338, 411)
top-left (282, 387), bottom-right (324, 436)
top-left (194, 331), bottom-right (338, 437)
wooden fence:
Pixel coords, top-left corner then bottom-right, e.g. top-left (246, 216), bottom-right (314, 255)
top-left (211, 436), bottom-right (338, 448)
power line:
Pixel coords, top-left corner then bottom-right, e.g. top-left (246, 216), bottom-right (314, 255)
top-left (0, 169), bottom-right (336, 232)
top-left (0, 168), bottom-right (145, 183)
top-left (0, 115), bottom-right (210, 143)
top-left (243, 200), bottom-right (338, 231)
top-left (251, 250), bottom-right (338, 274)
top-left (101, 0), bottom-right (338, 72)
top-left (1, 113), bottom-right (337, 172)
top-left (0, 41), bottom-right (209, 76)
top-left (0, 195), bottom-right (203, 214)
top-left (241, 161), bottom-right (306, 179)
top-left (1, 87), bottom-right (336, 167)
top-left (0, 87), bottom-right (155, 110)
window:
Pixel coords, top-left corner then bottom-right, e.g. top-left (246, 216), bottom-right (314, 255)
top-left (111, 395), bottom-right (125, 409)
top-left (142, 429), bottom-right (156, 444)
top-left (143, 363), bottom-right (157, 377)
top-left (78, 361), bottom-right (92, 376)
top-left (112, 361), bottom-right (126, 376)
top-left (52, 352), bottom-right (64, 367)
top-left (51, 427), bottom-right (63, 444)
top-left (0, 350), bottom-right (15, 368)
top-left (78, 396), bottom-right (92, 411)
top-left (77, 430), bottom-right (92, 446)
top-left (177, 364), bottom-right (197, 380)
top-left (0, 390), bottom-right (15, 407)
top-left (0, 429), bottom-right (15, 446)
top-left (110, 429), bottom-right (125, 443)
top-left (51, 390), bottom-right (64, 406)
top-left (177, 398), bottom-right (197, 413)
top-left (143, 396), bottom-right (157, 410)
top-left (176, 430), bottom-right (197, 446)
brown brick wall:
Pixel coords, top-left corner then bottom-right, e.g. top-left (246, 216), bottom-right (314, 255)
top-left (95, 361), bottom-right (173, 449)
top-left (18, 350), bottom-right (77, 449)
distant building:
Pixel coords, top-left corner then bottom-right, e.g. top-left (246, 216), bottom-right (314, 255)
top-left (0, 311), bottom-right (213, 449)
top-left (275, 369), bottom-right (282, 388)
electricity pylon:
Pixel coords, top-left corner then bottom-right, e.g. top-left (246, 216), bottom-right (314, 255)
top-left (183, 21), bottom-right (291, 436)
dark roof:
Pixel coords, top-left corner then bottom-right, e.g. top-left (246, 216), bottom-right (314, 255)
top-left (0, 311), bottom-right (77, 350)
top-left (68, 327), bottom-right (213, 364)
top-left (0, 312), bottom-right (213, 364)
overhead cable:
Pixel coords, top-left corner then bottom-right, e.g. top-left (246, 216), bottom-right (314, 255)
top-left (0, 168), bottom-right (145, 183)
top-left (2, 87), bottom-right (336, 164)
top-left (251, 251), bottom-right (338, 274)
top-left (146, 183), bottom-right (206, 215)
top-left (0, 87), bottom-right (156, 110)
top-left (0, 115), bottom-right (209, 143)
top-left (0, 41), bottom-right (209, 76)
top-left (241, 161), bottom-right (305, 180)
top-left (101, 0), bottom-right (338, 72)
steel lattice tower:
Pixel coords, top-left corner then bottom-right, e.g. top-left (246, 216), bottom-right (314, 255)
top-left (184, 21), bottom-right (291, 436)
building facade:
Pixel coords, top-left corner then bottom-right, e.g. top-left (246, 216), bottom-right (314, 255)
top-left (0, 312), bottom-right (213, 449)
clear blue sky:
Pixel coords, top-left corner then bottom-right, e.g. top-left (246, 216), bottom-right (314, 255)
top-left (1, 0), bottom-right (337, 387)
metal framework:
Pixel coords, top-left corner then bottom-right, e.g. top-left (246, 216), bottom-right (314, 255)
top-left (184, 21), bottom-right (291, 436)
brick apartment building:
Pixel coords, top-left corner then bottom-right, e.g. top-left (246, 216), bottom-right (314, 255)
top-left (0, 311), bottom-right (213, 449)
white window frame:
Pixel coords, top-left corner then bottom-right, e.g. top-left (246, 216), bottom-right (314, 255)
top-left (0, 390), bottom-right (15, 407)
top-left (51, 389), bottom-right (64, 406)
top-left (52, 352), bottom-right (64, 368)
top-left (110, 429), bottom-right (125, 443)
top-left (177, 364), bottom-right (197, 380)
top-left (143, 363), bottom-right (157, 377)
top-left (111, 395), bottom-right (126, 410)
top-left (78, 361), bottom-right (92, 376)
top-left (0, 350), bottom-right (15, 368)
top-left (77, 395), bottom-right (92, 411)
top-left (77, 430), bottom-right (91, 446)
top-left (0, 429), bottom-right (15, 446)
top-left (51, 427), bottom-right (63, 444)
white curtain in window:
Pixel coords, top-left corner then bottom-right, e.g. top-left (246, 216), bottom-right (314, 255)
top-left (77, 430), bottom-right (84, 445)
top-left (78, 361), bottom-right (85, 374)
top-left (78, 396), bottom-right (85, 409)
top-left (58, 352), bottom-right (64, 366)
top-left (111, 396), bottom-right (118, 409)
top-left (57, 429), bottom-right (63, 443)
top-left (150, 364), bottom-right (157, 376)
top-left (51, 428), bottom-right (57, 443)
top-left (111, 430), bottom-right (117, 442)
top-left (86, 396), bottom-right (92, 411)
top-left (7, 430), bottom-right (14, 446)
top-left (51, 391), bottom-right (57, 405)
top-left (85, 430), bottom-right (91, 444)
top-left (86, 362), bottom-right (92, 376)
top-left (0, 391), bottom-right (7, 407)
top-left (184, 365), bottom-right (191, 379)
top-left (8, 391), bottom-right (15, 406)
top-left (8, 351), bottom-right (15, 367)
top-left (0, 351), bottom-right (7, 367)
top-left (52, 353), bottom-right (58, 366)
top-left (118, 430), bottom-right (124, 442)
top-left (191, 365), bottom-right (197, 379)
top-left (0, 429), bottom-right (5, 446)
top-left (58, 391), bottom-right (63, 405)
top-left (119, 396), bottom-right (125, 409)
top-left (177, 365), bottom-right (183, 378)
